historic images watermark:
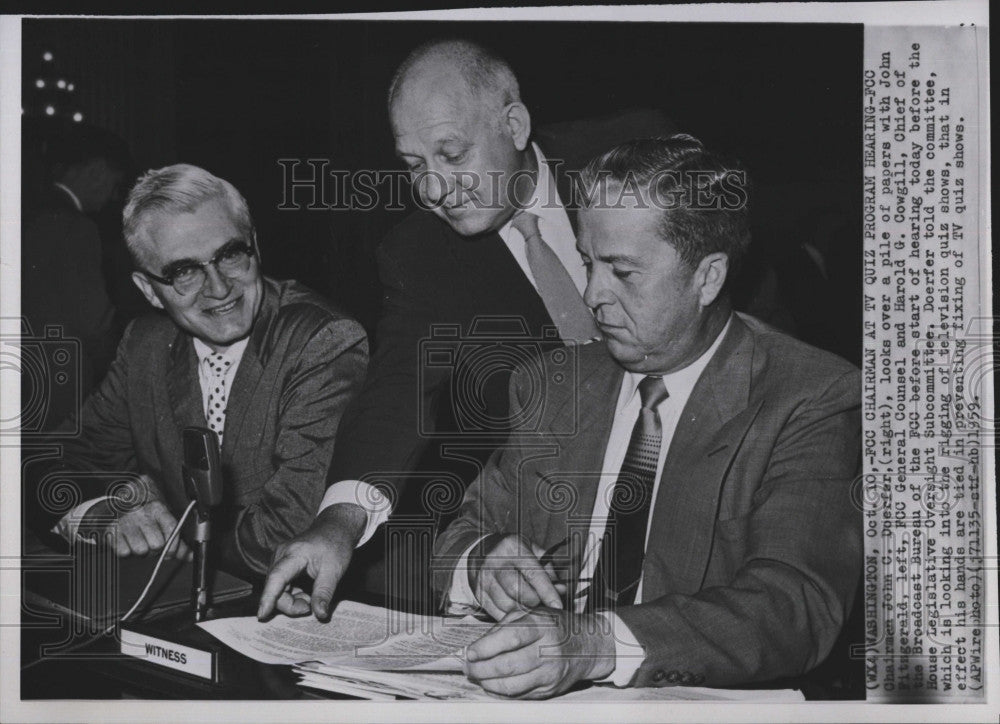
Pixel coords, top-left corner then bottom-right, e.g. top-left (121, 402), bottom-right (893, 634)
top-left (276, 159), bottom-right (749, 213)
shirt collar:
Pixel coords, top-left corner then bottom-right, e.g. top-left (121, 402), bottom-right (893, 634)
top-left (498, 142), bottom-right (566, 242)
top-left (193, 336), bottom-right (249, 367)
top-left (53, 183), bottom-right (83, 212)
top-left (619, 315), bottom-right (733, 412)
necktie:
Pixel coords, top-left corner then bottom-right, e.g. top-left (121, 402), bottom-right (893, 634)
top-left (205, 352), bottom-right (233, 444)
top-left (587, 376), bottom-right (669, 611)
top-left (511, 212), bottom-right (599, 344)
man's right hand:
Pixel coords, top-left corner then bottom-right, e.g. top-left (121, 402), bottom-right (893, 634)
top-left (469, 534), bottom-right (564, 621)
top-left (80, 476), bottom-right (191, 560)
top-left (257, 502), bottom-right (366, 621)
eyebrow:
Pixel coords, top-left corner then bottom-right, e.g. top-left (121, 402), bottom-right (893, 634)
top-left (396, 133), bottom-right (468, 159)
top-left (596, 253), bottom-right (644, 266)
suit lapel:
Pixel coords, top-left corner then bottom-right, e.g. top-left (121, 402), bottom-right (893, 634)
top-left (165, 332), bottom-right (206, 433)
top-left (539, 344), bottom-right (622, 541)
top-left (441, 222), bottom-right (554, 333)
top-left (218, 280), bottom-right (278, 464)
top-left (642, 315), bottom-right (762, 597)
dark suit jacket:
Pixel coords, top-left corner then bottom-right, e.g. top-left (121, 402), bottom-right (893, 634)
top-left (22, 185), bottom-right (117, 399)
top-left (433, 313), bottom-right (862, 687)
top-left (27, 278), bottom-right (368, 577)
top-left (330, 205), bottom-right (557, 505)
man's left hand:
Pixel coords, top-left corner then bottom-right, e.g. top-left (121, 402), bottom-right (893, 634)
top-left (464, 607), bottom-right (616, 699)
top-left (257, 502), bottom-right (366, 621)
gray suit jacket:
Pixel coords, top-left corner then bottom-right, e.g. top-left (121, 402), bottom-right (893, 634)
top-left (433, 313), bottom-right (861, 687)
top-left (29, 278), bottom-right (368, 576)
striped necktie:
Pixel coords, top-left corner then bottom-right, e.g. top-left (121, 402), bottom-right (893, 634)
top-left (587, 375), bottom-right (669, 611)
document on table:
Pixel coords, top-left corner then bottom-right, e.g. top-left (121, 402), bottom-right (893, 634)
top-left (197, 600), bottom-right (492, 670)
top-left (294, 663), bottom-right (496, 701)
top-left (200, 600), bottom-right (804, 701)
top-left (293, 664), bottom-right (804, 702)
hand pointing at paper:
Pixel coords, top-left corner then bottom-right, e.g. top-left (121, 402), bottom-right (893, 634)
top-left (257, 503), bottom-right (367, 621)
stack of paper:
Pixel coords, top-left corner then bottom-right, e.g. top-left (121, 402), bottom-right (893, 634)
top-left (198, 600), bottom-right (491, 668)
top-left (198, 600), bottom-right (494, 698)
top-left (198, 601), bottom-right (804, 701)
top-left (292, 662), bottom-right (494, 700)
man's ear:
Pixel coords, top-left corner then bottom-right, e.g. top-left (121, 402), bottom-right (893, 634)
top-left (503, 102), bottom-right (532, 152)
top-left (250, 231), bottom-right (262, 264)
top-left (131, 271), bottom-right (165, 310)
top-left (695, 252), bottom-right (729, 307)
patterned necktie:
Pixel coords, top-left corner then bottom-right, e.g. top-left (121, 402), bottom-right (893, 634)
top-left (511, 211), bottom-right (599, 344)
top-left (587, 376), bottom-right (669, 611)
top-left (204, 352), bottom-right (233, 444)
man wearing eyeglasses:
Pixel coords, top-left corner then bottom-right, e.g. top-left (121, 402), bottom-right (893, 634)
top-left (32, 164), bottom-right (368, 579)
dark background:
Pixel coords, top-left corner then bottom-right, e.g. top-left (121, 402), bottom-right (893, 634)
top-left (21, 18), bottom-right (862, 353)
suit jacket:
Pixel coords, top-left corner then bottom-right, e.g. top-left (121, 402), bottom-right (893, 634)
top-left (27, 278), bottom-right (368, 577)
top-left (433, 313), bottom-right (862, 687)
top-left (22, 185), bottom-right (117, 399)
top-left (329, 205), bottom-right (557, 503)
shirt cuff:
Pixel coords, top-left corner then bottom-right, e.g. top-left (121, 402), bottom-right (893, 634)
top-left (445, 536), bottom-right (489, 613)
top-left (595, 611), bottom-right (646, 687)
top-left (317, 480), bottom-right (391, 547)
top-left (51, 496), bottom-right (108, 545)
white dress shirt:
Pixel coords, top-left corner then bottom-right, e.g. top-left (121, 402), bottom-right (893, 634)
top-left (317, 142), bottom-right (585, 544)
top-left (448, 317), bottom-right (732, 685)
top-left (497, 142), bottom-right (587, 295)
top-left (192, 337), bottom-right (248, 447)
top-left (53, 337), bottom-right (249, 541)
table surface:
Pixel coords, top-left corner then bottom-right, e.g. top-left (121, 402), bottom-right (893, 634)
top-left (21, 593), bottom-right (326, 700)
top-left (19, 547), bottom-right (856, 701)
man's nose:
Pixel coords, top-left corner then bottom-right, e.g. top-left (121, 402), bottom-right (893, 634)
top-left (201, 264), bottom-right (233, 299)
top-left (583, 272), bottom-right (609, 311)
top-left (418, 168), bottom-right (455, 208)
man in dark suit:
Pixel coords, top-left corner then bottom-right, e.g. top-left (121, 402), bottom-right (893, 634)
top-left (432, 136), bottom-right (861, 697)
top-left (259, 40), bottom-right (670, 618)
top-left (28, 164), bottom-right (368, 579)
top-left (22, 123), bottom-right (131, 401)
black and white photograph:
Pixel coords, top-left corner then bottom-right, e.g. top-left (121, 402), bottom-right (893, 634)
top-left (0, 4), bottom-right (993, 722)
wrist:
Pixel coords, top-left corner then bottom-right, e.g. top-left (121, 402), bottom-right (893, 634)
top-left (585, 615), bottom-right (618, 681)
top-left (315, 502), bottom-right (367, 546)
top-left (79, 499), bottom-right (114, 530)
top-left (466, 532), bottom-right (507, 593)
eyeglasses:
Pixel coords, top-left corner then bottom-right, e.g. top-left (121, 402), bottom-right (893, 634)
top-left (141, 241), bottom-right (256, 296)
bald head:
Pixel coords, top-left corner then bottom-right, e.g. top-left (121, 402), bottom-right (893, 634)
top-left (387, 39), bottom-right (520, 117)
top-left (387, 39), bottom-right (534, 237)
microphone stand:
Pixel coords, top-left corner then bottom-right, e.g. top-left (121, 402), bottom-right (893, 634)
top-left (192, 515), bottom-right (211, 622)
top-left (182, 426), bottom-right (223, 624)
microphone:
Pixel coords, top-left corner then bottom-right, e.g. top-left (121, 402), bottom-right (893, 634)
top-left (181, 427), bottom-right (223, 622)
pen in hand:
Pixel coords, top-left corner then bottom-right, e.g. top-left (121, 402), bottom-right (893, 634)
top-left (537, 534), bottom-right (597, 610)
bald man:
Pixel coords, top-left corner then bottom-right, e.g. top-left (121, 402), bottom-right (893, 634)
top-left (258, 39), bottom-right (663, 619)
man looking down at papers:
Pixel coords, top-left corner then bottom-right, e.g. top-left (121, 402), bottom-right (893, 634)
top-left (256, 39), bottom-right (674, 619)
top-left (432, 136), bottom-right (862, 697)
top-left (27, 164), bottom-right (368, 580)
